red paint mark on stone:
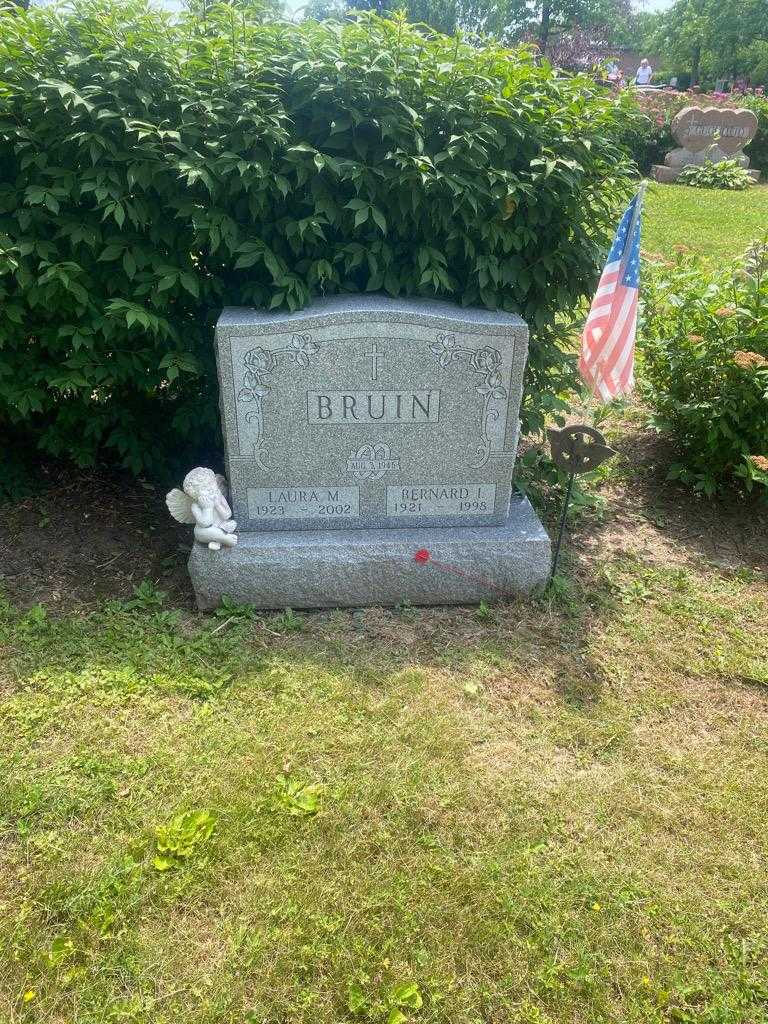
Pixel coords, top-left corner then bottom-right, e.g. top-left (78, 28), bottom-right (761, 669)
top-left (414, 548), bottom-right (508, 596)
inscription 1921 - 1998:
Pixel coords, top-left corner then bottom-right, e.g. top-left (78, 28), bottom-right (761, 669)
top-left (387, 484), bottom-right (497, 517)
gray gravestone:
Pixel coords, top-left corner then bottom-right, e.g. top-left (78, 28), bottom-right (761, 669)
top-left (651, 106), bottom-right (761, 184)
top-left (189, 296), bottom-right (550, 609)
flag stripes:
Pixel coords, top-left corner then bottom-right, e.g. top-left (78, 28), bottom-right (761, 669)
top-left (579, 188), bottom-right (644, 401)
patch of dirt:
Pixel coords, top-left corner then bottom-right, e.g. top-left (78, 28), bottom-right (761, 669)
top-left (0, 417), bottom-right (766, 613)
top-left (0, 464), bottom-right (192, 611)
top-left (569, 416), bottom-right (768, 575)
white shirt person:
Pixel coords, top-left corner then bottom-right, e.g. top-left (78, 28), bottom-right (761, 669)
top-left (635, 60), bottom-right (653, 86)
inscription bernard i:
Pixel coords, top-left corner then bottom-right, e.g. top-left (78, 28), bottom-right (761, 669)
top-left (387, 484), bottom-right (496, 517)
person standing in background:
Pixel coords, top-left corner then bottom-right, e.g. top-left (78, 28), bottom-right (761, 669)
top-left (635, 59), bottom-right (653, 86)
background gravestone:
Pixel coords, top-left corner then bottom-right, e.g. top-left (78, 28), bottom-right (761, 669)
top-left (652, 106), bottom-right (760, 184)
top-left (189, 296), bottom-right (551, 609)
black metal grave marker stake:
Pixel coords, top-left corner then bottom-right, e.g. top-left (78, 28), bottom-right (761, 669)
top-left (547, 425), bottom-right (615, 585)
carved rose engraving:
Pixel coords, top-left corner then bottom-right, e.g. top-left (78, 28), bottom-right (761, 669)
top-left (429, 333), bottom-right (508, 468)
top-left (237, 333), bottom-right (319, 470)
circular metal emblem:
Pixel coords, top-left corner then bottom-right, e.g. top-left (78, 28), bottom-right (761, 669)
top-left (547, 425), bottom-right (615, 475)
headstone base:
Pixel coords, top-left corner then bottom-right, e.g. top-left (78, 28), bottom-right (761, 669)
top-left (651, 164), bottom-right (761, 183)
top-left (188, 495), bottom-right (551, 611)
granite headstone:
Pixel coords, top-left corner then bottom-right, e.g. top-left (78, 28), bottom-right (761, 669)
top-left (652, 105), bottom-right (760, 184)
top-left (188, 296), bottom-right (551, 609)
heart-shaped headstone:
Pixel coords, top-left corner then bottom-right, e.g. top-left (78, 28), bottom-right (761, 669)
top-left (671, 107), bottom-right (759, 155)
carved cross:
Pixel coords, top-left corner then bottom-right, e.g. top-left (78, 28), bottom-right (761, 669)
top-left (367, 342), bottom-right (384, 381)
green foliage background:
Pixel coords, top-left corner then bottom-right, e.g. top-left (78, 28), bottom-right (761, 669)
top-left (646, 0), bottom-right (768, 89)
top-left (638, 243), bottom-right (768, 496)
top-left (0, 0), bottom-right (637, 476)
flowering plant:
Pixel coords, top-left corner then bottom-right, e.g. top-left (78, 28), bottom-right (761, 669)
top-left (638, 242), bottom-right (768, 496)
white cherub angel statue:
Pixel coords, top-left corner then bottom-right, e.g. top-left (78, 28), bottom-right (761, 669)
top-left (166, 468), bottom-right (238, 550)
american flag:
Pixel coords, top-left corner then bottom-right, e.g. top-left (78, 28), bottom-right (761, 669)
top-left (579, 188), bottom-right (644, 401)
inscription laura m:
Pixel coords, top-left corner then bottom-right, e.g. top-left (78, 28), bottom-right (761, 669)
top-left (247, 486), bottom-right (360, 520)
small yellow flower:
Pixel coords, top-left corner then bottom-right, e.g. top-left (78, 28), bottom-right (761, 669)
top-left (22, 990), bottom-right (36, 1003)
top-left (591, 902), bottom-right (602, 912)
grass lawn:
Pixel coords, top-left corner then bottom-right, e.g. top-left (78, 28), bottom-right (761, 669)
top-left (2, 553), bottom-right (767, 1024)
top-left (643, 181), bottom-right (768, 263)
top-left (1, 192), bottom-right (768, 1024)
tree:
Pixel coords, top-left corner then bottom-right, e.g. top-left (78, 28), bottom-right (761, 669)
top-left (303, 0), bottom-right (346, 18)
top-left (650, 0), bottom-right (768, 86)
top-left (652, 0), bottom-right (708, 85)
top-left (502, 0), bottom-right (633, 53)
top-left (307, 0), bottom-right (633, 58)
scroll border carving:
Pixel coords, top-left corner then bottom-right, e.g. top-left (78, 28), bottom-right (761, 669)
top-left (428, 332), bottom-right (510, 468)
top-left (236, 333), bottom-right (320, 470)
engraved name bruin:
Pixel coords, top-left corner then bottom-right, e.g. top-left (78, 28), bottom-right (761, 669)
top-left (307, 390), bottom-right (440, 424)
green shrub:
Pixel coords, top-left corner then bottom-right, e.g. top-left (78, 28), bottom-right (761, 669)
top-left (0, 0), bottom-right (638, 476)
top-left (677, 158), bottom-right (753, 190)
top-left (638, 242), bottom-right (768, 496)
top-left (743, 93), bottom-right (768, 173)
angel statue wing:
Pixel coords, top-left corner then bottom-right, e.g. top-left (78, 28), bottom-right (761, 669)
top-left (213, 473), bottom-right (233, 519)
top-left (165, 488), bottom-right (195, 524)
